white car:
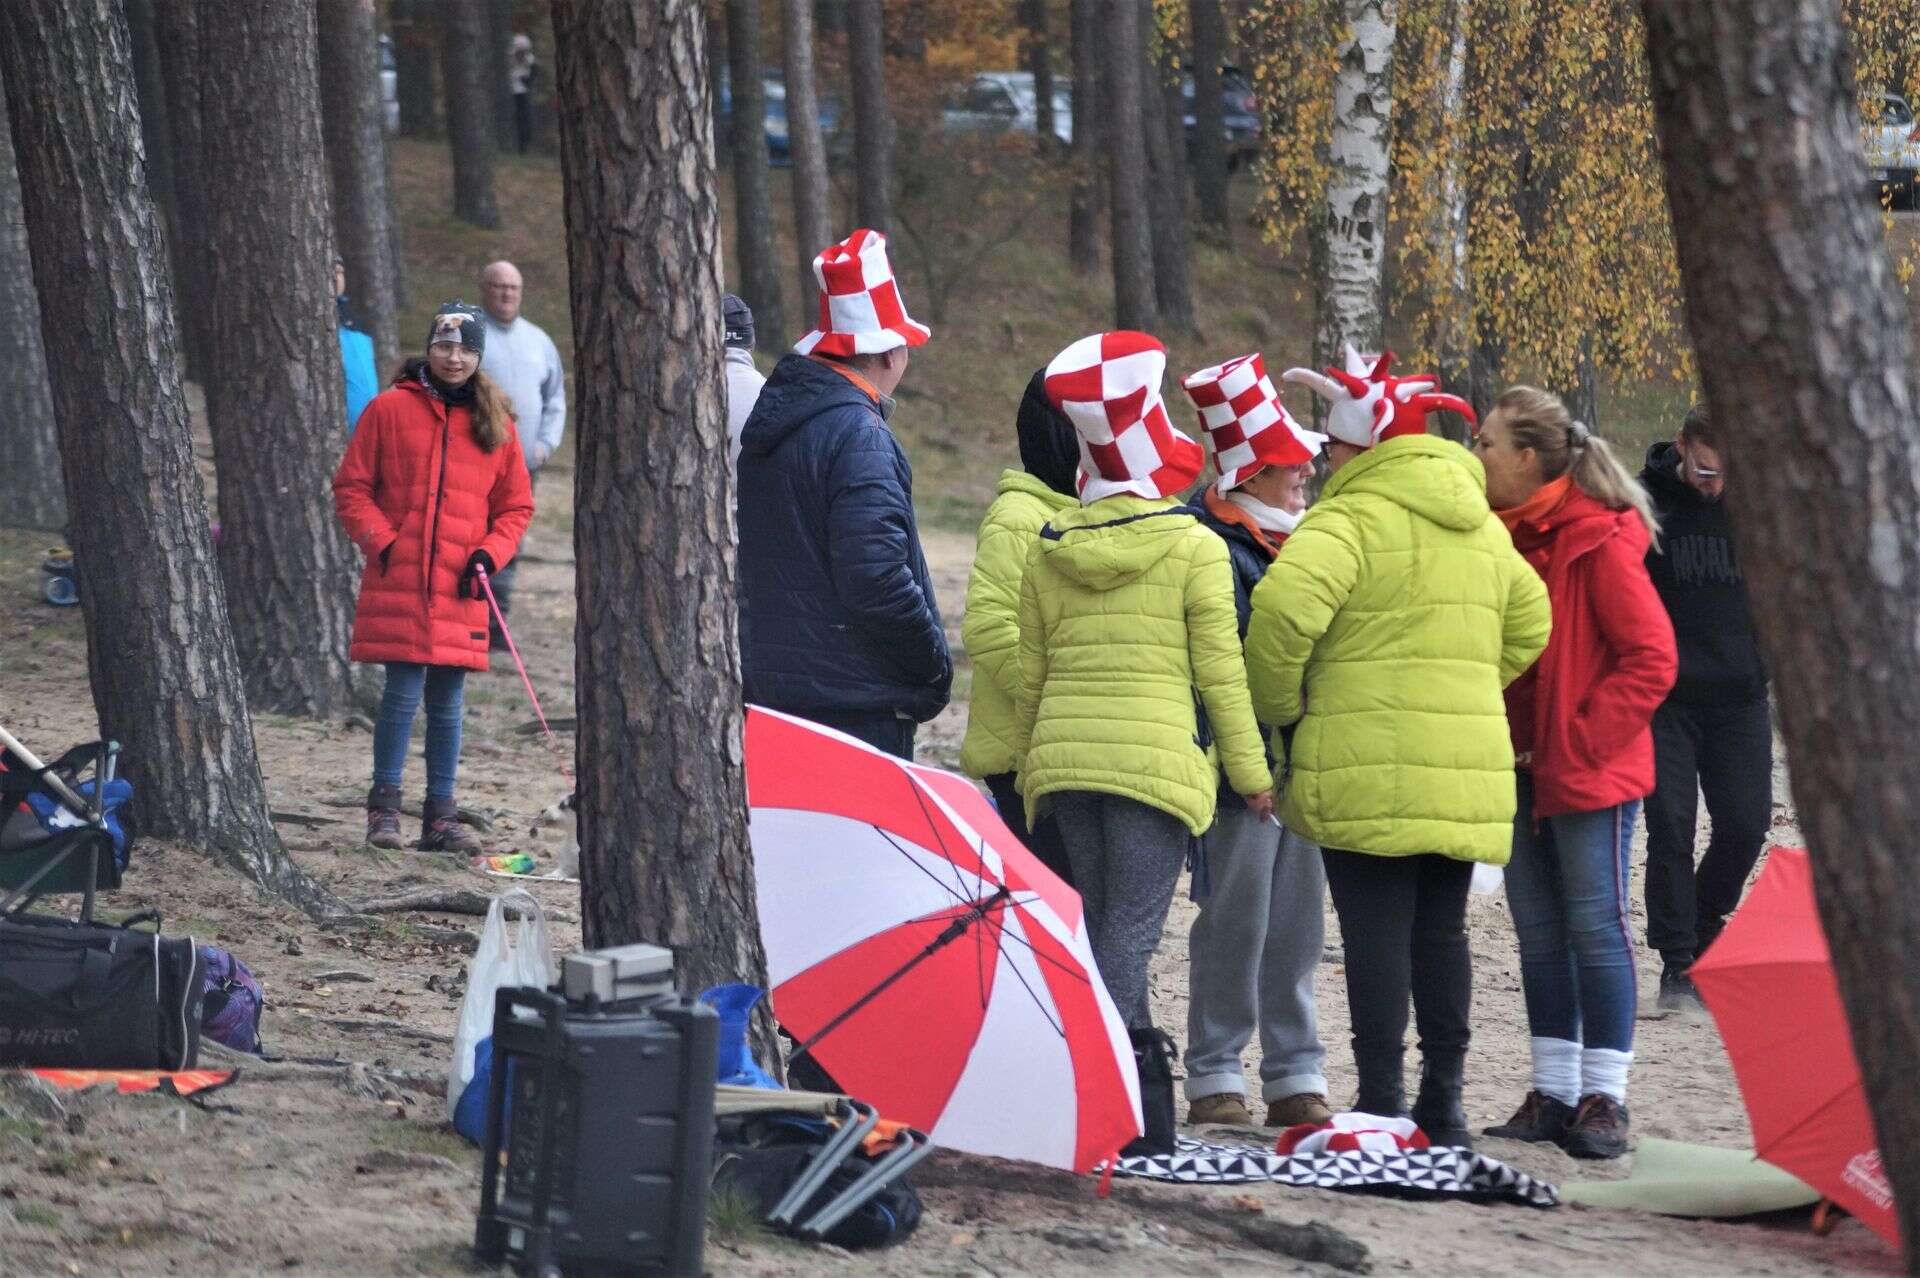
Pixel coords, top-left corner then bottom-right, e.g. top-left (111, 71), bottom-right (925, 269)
top-left (944, 72), bottom-right (1072, 145)
top-left (1864, 92), bottom-right (1919, 206)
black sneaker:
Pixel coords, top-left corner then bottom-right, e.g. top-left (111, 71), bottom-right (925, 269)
top-left (1563, 1094), bottom-right (1631, 1160)
top-left (1483, 1090), bottom-right (1576, 1143)
top-left (1657, 965), bottom-right (1705, 1014)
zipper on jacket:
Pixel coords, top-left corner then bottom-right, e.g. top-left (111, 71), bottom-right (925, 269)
top-left (425, 403), bottom-right (451, 609)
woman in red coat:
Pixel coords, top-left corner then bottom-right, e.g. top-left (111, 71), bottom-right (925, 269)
top-left (333, 303), bottom-right (534, 853)
top-left (1474, 386), bottom-right (1676, 1160)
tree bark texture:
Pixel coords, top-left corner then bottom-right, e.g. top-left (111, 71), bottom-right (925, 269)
top-left (488, 0), bottom-right (515, 152)
top-left (1318, 0), bottom-right (1395, 361)
top-left (443, 0), bottom-right (499, 228)
top-left (1642, 1), bottom-right (1920, 1260)
top-left (1432, 0), bottom-right (1471, 435)
top-left (780, 0), bottom-right (832, 306)
top-left (1021, 0), bottom-right (1055, 145)
top-left (1067, 0), bottom-right (1102, 275)
top-left (0, 71), bottom-right (64, 532)
top-left (196, 0), bottom-right (358, 719)
top-left (1101, 0), bottom-right (1156, 330)
top-left (726, 0), bottom-right (786, 348)
top-left (318, 0), bottom-right (403, 370)
top-left (1142, 25), bottom-right (1193, 333)
top-left (550, 0), bottom-right (774, 1030)
top-left (121, 0), bottom-right (177, 290)
top-left (391, 0), bottom-right (438, 136)
top-left (1189, 0), bottom-right (1230, 234)
top-left (848, 0), bottom-right (893, 234)
top-left (150, 0), bottom-right (210, 384)
top-left (0, 0), bottom-right (324, 910)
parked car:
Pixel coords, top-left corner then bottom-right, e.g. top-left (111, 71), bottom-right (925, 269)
top-left (719, 72), bottom-right (847, 167)
top-left (1180, 65), bottom-right (1261, 171)
top-left (1865, 92), bottom-right (1920, 207)
top-left (379, 34), bottom-right (398, 134)
top-left (943, 72), bottom-right (1073, 145)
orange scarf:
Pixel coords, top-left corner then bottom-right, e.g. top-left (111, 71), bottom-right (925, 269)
top-left (1496, 474), bottom-right (1574, 538)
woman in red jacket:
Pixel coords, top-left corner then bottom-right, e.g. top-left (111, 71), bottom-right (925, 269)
top-left (333, 303), bottom-right (534, 854)
top-left (1474, 387), bottom-right (1676, 1160)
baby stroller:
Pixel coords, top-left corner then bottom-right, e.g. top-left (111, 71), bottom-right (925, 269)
top-left (0, 726), bottom-right (130, 923)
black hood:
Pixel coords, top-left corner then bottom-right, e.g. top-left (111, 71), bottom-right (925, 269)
top-left (1642, 440), bottom-right (1706, 506)
top-left (1016, 367), bottom-right (1081, 498)
top-left (739, 353), bottom-right (881, 458)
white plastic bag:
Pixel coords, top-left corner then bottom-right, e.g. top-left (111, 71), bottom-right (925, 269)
top-left (447, 888), bottom-right (556, 1119)
top-left (1470, 862), bottom-right (1506, 896)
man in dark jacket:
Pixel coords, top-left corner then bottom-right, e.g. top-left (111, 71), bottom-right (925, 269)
top-left (1640, 405), bottom-right (1770, 1010)
top-left (735, 229), bottom-right (950, 759)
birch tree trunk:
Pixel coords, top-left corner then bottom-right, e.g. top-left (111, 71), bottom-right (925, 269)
top-left (550, 0), bottom-right (774, 1041)
top-left (1102, 0), bottom-right (1156, 331)
top-left (727, 0), bottom-right (787, 347)
top-left (849, 0), bottom-right (893, 233)
top-left (1317, 0), bottom-right (1395, 361)
top-left (781, 0), bottom-right (832, 305)
top-left (1431, 0), bottom-right (1472, 439)
top-left (0, 69), bottom-right (64, 532)
top-left (318, 0), bottom-right (403, 369)
top-left (1067, 0), bottom-right (1103, 275)
top-left (1643, 1), bottom-right (1920, 1259)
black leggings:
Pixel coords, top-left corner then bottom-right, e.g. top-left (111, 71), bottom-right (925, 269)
top-left (1321, 850), bottom-right (1473, 1060)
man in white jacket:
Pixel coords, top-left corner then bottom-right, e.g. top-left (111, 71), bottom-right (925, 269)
top-left (724, 292), bottom-right (765, 480)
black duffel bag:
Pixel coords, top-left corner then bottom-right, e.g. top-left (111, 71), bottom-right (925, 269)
top-left (0, 911), bottom-right (205, 1068)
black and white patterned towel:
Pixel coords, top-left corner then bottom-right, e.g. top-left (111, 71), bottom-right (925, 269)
top-left (1108, 1136), bottom-right (1558, 1208)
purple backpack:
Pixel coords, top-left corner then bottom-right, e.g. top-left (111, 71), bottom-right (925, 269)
top-left (199, 946), bottom-right (264, 1054)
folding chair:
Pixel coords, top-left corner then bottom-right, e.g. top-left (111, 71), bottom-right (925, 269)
top-left (0, 729), bottom-right (125, 924)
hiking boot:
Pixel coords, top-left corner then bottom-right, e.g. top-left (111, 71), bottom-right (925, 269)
top-left (1410, 1050), bottom-right (1473, 1148)
top-left (1266, 1092), bottom-right (1334, 1128)
top-left (1564, 1094), bottom-right (1632, 1160)
top-left (365, 783), bottom-right (404, 850)
top-left (1351, 1045), bottom-right (1406, 1118)
top-left (418, 797), bottom-right (481, 855)
top-left (1483, 1090), bottom-right (1577, 1143)
top-left (1658, 965), bottom-right (1705, 1014)
top-left (1186, 1093), bottom-right (1255, 1127)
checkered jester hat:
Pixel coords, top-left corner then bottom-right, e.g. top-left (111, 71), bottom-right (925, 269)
top-left (1181, 353), bottom-right (1324, 494)
top-left (1043, 331), bottom-right (1204, 504)
top-left (792, 228), bottom-right (932, 357)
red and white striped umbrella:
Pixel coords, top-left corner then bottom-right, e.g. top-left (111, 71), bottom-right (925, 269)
top-left (745, 707), bottom-right (1140, 1172)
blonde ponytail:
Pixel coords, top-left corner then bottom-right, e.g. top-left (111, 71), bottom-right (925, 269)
top-left (1493, 386), bottom-right (1660, 543)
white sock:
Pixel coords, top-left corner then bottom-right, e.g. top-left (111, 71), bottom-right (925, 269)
top-left (1529, 1037), bottom-right (1581, 1106)
top-left (1582, 1048), bottom-right (1633, 1104)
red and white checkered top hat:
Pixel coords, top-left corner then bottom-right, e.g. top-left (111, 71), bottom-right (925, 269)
top-left (1181, 352), bottom-right (1325, 495)
top-left (1043, 331), bottom-right (1204, 504)
top-left (792, 228), bottom-right (931, 357)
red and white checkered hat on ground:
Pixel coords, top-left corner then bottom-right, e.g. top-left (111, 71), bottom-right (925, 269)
top-left (1043, 331), bottom-right (1204, 503)
top-left (1274, 1112), bottom-right (1432, 1156)
top-left (792, 228), bottom-right (931, 357)
top-left (1181, 353), bottom-right (1325, 494)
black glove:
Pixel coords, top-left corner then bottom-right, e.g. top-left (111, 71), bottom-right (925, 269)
top-left (460, 550), bottom-right (496, 600)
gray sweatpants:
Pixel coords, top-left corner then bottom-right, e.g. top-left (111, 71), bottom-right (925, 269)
top-left (1050, 790), bottom-right (1191, 1029)
top-left (1184, 806), bottom-right (1328, 1103)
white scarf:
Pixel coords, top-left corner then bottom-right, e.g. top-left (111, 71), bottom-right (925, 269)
top-left (1225, 489), bottom-right (1304, 536)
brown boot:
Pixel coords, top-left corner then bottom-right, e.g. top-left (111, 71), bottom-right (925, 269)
top-left (1186, 1093), bottom-right (1255, 1127)
top-left (418, 796), bottom-right (481, 856)
top-left (1266, 1092), bottom-right (1334, 1128)
top-left (366, 783), bottom-right (404, 850)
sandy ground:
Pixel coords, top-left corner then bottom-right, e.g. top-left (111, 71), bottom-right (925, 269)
top-left (0, 475), bottom-right (1898, 1277)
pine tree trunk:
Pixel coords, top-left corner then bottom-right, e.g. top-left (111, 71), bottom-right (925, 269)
top-left (848, 0), bottom-right (893, 234)
top-left (550, 0), bottom-right (773, 1041)
top-left (488, 0), bottom-right (515, 152)
top-left (1188, 0), bottom-right (1230, 235)
top-left (1317, 0), bottom-right (1395, 360)
top-left (198, 0), bottom-right (358, 718)
top-left (318, 0), bottom-right (403, 370)
top-left (727, 0), bottom-right (786, 348)
top-left (121, 0), bottom-right (178, 292)
top-left (0, 70), bottom-right (63, 532)
top-left (1021, 0), bottom-right (1055, 145)
top-left (443, 0), bottom-right (499, 228)
top-left (1142, 25), bottom-right (1193, 333)
top-left (0, 0), bottom-right (329, 912)
top-left (151, 0), bottom-right (210, 385)
top-left (1102, 0), bottom-right (1156, 330)
top-left (392, 0), bottom-right (438, 137)
top-left (781, 0), bottom-right (832, 306)
top-left (1067, 0), bottom-right (1102, 276)
top-left (1644, 2), bottom-right (1920, 1259)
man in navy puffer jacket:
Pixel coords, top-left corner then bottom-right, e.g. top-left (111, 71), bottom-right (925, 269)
top-left (736, 230), bottom-right (950, 758)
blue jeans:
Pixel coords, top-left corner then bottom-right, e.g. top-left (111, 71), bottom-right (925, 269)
top-left (1505, 772), bottom-right (1638, 1052)
top-left (373, 663), bottom-right (467, 799)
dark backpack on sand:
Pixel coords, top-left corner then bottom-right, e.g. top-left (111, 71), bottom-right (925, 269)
top-left (198, 946), bottom-right (265, 1055)
top-left (0, 912), bottom-right (204, 1069)
top-left (712, 1114), bottom-right (923, 1249)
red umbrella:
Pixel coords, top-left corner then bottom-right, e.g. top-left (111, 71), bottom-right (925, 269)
top-left (744, 707), bottom-right (1141, 1172)
top-left (1691, 846), bottom-right (1900, 1249)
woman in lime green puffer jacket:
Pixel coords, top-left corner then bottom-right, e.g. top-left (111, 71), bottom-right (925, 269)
top-left (1245, 347), bottom-right (1549, 1147)
top-left (1008, 332), bottom-right (1272, 1033)
top-left (959, 370), bottom-right (1081, 883)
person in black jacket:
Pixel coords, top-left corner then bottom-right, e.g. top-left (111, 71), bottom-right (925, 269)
top-left (1640, 405), bottom-right (1770, 1011)
top-left (735, 230), bottom-right (950, 759)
